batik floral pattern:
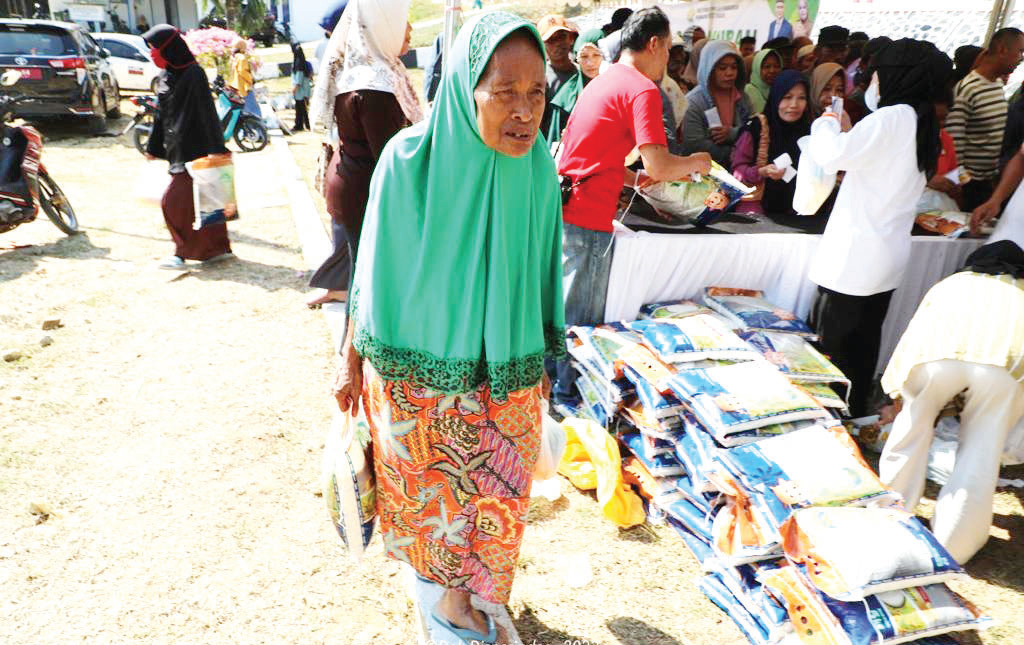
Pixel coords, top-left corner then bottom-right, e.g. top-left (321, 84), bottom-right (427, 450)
top-left (363, 362), bottom-right (542, 604)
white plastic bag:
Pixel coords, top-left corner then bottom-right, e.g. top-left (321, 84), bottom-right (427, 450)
top-left (135, 159), bottom-right (169, 205)
top-left (188, 153), bottom-right (238, 229)
top-left (321, 407), bottom-right (376, 559)
top-left (533, 399), bottom-right (566, 481)
top-left (792, 135), bottom-right (837, 215)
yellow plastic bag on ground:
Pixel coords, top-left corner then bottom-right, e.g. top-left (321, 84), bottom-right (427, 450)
top-left (557, 418), bottom-right (645, 528)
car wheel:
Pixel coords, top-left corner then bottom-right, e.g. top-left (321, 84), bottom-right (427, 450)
top-left (90, 90), bottom-right (108, 134)
top-left (106, 81), bottom-right (121, 118)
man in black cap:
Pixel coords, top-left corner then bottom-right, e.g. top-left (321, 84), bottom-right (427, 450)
top-left (816, 25), bottom-right (849, 65)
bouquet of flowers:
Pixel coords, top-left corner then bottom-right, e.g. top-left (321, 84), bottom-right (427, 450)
top-left (184, 27), bottom-right (259, 78)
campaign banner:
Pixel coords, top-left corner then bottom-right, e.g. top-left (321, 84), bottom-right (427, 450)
top-left (663, 1), bottom-right (821, 48)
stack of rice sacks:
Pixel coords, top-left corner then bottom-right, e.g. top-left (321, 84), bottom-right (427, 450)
top-left (563, 288), bottom-right (991, 645)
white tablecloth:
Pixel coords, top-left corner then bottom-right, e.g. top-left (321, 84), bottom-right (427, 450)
top-left (605, 229), bottom-right (985, 372)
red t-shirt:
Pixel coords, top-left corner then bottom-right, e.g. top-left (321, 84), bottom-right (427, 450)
top-left (935, 128), bottom-right (958, 178)
top-left (557, 64), bottom-right (667, 232)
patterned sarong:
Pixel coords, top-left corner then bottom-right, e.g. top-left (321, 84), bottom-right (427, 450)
top-left (362, 362), bottom-right (542, 604)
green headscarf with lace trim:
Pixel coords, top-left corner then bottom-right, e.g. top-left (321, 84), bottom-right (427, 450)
top-left (545, 28), bottom-right (604, 143)
top-left (350, 11), bottom-right (565, 399)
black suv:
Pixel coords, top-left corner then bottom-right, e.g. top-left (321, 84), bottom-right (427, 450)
top-left (0, 19), bottom-right (121, 133)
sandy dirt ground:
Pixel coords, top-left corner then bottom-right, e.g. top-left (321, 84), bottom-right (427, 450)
top-left (1, 115), bottom-right (1022, 645)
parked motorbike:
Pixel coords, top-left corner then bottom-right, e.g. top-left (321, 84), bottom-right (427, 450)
top-left (213, 77), bottom-right (269, 152)
top-left (124, 79), bottom-right (268, 154)
top-left (0, 71), bottom-right (79, 236)
top-left (123, 94), bottom-right (156, 155)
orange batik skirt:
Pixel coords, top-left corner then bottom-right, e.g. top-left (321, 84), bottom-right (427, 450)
top-left (362, 362), bottom-right (543, 604)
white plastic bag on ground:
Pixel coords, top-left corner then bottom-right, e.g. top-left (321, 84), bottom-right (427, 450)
top-left (792, 135), bottom-right (837, 215)
top-left (532, 399), bottom-right (566, 482)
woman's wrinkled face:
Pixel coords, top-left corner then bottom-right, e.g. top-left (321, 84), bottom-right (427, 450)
top-left (712, 56), bottom-right (739, 91)
top-left (760, 52), bottom-right (782, 86)
top-left (474, 33), bottom-right (546, 157)
top-left (400, 22), bottom-right (412, 57)
top-left (819, 72), bottom-right (845, 107)
top-left (778, 83), bottom-right (808, 122)
top-left (578, 44), bottom-right (603, 79)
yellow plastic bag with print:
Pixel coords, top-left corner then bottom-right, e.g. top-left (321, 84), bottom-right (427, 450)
top-left (557, 418), bottom-right (646, 528)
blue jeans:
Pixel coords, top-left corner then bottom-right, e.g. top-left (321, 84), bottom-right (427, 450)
top-left (553, 222), bottom-right (615, 401)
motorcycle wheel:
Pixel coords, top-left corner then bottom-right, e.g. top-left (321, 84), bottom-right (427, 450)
top-left (133, 116), bottom-right (153, 155)
top-left (38, 171), bottom-right (79, 235)
top-left (234, 116), bottom-right (268, 152)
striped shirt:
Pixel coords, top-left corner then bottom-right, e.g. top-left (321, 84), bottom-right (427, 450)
top-left (946, 71), bottom-right (1008, 181)
top-left (882, 272), bottom-right (1024, 396)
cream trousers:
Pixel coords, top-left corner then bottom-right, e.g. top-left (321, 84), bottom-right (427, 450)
top-left (879, 359), bottom-right (1024, 564)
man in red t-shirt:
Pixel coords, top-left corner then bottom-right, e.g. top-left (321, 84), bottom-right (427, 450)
top-left (553, 7), bottom-right (711, 404)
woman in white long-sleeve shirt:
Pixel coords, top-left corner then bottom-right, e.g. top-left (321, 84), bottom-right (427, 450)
top-left (804, 39), bottom-right (953, 418)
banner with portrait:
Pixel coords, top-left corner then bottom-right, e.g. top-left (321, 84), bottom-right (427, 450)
top-left (663, 0), bottom-right (821, 49)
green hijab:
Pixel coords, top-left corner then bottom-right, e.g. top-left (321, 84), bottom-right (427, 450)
top-left (351, 11), bottom-right (565, 399)
top-left (744, 49), bottom-right (779, 114)
top-left (545, 28), bottom-right (604, 144)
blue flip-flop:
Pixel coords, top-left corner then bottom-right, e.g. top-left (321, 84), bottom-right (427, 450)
top-left (429, 606), bottom-right (497, 645)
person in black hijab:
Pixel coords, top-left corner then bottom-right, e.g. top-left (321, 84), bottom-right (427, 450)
top-left (601, 8), bottom-right (633, 36)
top-left (143, 24), bottom-right (232, 269)
top-left (952, 44), bottom-right (982, 86)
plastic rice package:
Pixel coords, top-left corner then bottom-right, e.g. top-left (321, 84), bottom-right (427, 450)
top-left (630, 314), bottom-right (759, 363)
top-left (666, 361), bottom-right (828, 436)
top-left (797, 383), bottom-right (848, 411)
top-left (627, 368), bottom-right (686, 419)
top-left (656, 494), bottom-right (716, 544)
top-left (574, 370), bottom-right (613, 426)
top-left (700, 572), bottom-right (792, 645)
top-left (915, 210), bottom-right (969, 238)
top-left (738, 330), bottom-right (848, 384)
top-left (760, 563), bottom-right (991, 645)
top-left (779, 507), bottom-right (965, 601)
top-left (639, 298), bottom-right (714, 320)
top-left (321, 409), bottom-right (376, 559)
top-left (673, 420), bottom-right (722, 494)
top-left (189, 153), bottom-right (239, 229)
top-left (721, 425), bottom-right (901, 512)
top-left (713, 419), bottom-right (821, 448)
top-left (668, 515), bottom-right (717, 565)
top-left (691, 161), bottom-right (757, 226)
top-left (622, 450), bottom-right (717, 512)
top-left (704, 558), bottom-right (794, 645)
top-left (621, 432), bottom-right (687, 476)
top-left (709, 474), bottom-right (787, 564)
top-left (704, 287), bottom-right (818, 339)
top-left (635, 177), bottom-right (713, 224)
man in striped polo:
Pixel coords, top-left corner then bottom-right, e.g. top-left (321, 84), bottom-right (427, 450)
top-left (947, 27), bottom-right (1024, 210)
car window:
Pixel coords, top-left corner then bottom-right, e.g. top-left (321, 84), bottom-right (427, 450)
top-left (100, 40), bottom-right (136, 59)
top-left (79, 32), bottom-right (101, 55)
top-left (0, 27), bottom-right (77, 56)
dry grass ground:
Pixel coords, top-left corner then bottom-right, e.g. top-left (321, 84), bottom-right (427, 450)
top-left (1, 110), bottom-right (1022, 644)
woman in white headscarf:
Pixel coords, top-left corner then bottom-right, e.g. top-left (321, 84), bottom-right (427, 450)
top-left (306, 0), bottom-right (423, 307)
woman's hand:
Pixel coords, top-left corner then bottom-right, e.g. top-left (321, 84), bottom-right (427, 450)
top-left (635, 169), bottom-right (658, 189)
top-left (333, 350), bottom-right (363, 413)
top-left (709, 126), bottom-right (729, 145)
top-left (758, 164), bottom-right (786, 181)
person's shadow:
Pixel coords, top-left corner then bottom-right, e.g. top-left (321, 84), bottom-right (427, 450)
top-left (0, 232), bottom-right (109, 284)
top-left (606, 616), bottom-right (686, 645)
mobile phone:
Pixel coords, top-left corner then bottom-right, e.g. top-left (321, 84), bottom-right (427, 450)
top-left (830, 96), bottom-right (844, 117)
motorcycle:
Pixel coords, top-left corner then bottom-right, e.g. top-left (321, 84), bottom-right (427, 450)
top-left (124, 78), bottom-right (268, 154)
top-left (213, 77), bottom-right (269, 153)
top-left (0, 71), bottom-right (79, 236)
top-left (123, 93), bottom-right (156, 155)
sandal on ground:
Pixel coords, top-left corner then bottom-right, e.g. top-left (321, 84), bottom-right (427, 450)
top-left (429, 605), bottom-right (496, 644)
top-left (202, 252), bottom-right (235, 265)
top-left (158, 255), bottom-right (186, 270)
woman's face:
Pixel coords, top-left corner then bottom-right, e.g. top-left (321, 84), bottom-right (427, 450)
top-left (799, 0), bottom-right (809, 20)
top-left (819, 72), bottom-right (845, 107)
top-left (578, 44), bottom-right (604, 80)
top-left (798, 52), bottom-right (816, 73)
top-left (474, 33), bottom-right (546, 157)
top-left (778, 83), bottom-right (808, 122)
top-left (693, 27), bottom-right (706, 42)
top-left (712, 56), bottom-right (739, 91)
top-left (668, 46), bottom-right (688, 81)
top-left (760, 53), bottom-right (782, 86)
top-left (400, 22), bottom-right (412, 57)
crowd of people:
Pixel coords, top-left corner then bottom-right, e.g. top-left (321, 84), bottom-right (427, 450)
top-left (138, 3), bottom-right (1024, 642)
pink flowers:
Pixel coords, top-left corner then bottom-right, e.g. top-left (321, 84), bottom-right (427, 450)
top-left (183, 27), bottom-right (259, 75)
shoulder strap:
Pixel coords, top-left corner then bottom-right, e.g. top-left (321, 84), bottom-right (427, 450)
top-left (755, 114), bottom-right (770, 167)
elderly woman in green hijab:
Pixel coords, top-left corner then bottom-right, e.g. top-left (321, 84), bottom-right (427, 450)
top-left (333, 11), bottom-right (564, 644)
top-left (544, 28), bottom-right (604, 144)
top-left (744, 48), bottom-right (782, 113)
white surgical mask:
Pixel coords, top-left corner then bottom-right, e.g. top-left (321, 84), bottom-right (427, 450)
top-left (864, 72), bottom-right (880, 112)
